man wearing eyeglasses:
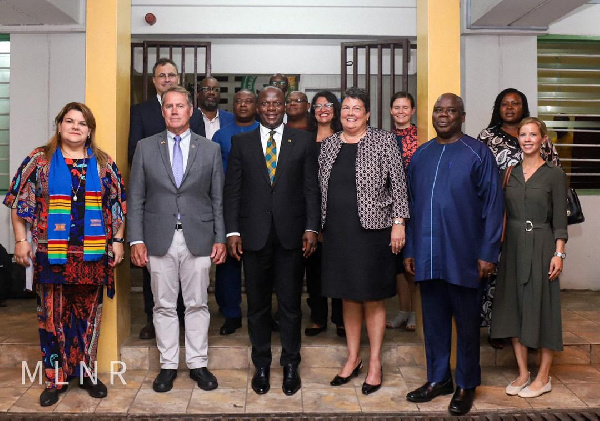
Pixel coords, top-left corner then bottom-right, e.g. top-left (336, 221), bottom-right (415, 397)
top-left (129, 58), bottom-right (203, 340)
top-left (285, 91), bottom-right (310, 130)
top-left (196, 77), bottom-right (235, 141)
top-left (269, 73), bottom-right (289, 96)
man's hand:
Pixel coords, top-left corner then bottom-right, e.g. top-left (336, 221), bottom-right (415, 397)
top-left (302, 231), bottom-right (318, 258)
top-left (478, 259), bottom-right (496, 281)
top-left (403, 257), bottom-right (415, 275)
top-left (227, 235), bottom-right (243, 261)
top-left (131, 243), bottom-right (149, 267)
top-left (211, 243), bottom-right (227, 264)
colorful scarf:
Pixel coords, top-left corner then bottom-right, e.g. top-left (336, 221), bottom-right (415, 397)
top-left (47, 148), bottom-right (106, 264)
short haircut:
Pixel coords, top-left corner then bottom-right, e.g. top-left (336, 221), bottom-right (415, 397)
top-left (518, 116), bottom-right (548, 138)
top-left (161, 86), bottom-right (193, 107)
top-left (152, 58), bottom-right (178, 76)
top-left (343, 87), bottom-right (370, 112)
top-left (390, 91), bottom-right (415, 108)
top-left (235, 89), bottom-right (257, 101)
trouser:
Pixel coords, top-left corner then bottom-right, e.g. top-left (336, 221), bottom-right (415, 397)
top-left (419, 279), bottom-right (486, 389)
top-left (148, 230), bottom-right (211, 369)
top-left (215, 256), bottom-right (242, 318)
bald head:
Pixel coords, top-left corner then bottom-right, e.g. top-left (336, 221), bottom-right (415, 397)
top-left (432, 93), bottom-right (466, 142)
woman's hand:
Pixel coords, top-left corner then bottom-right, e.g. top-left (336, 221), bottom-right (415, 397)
top-left (548, 256), bottom-right (563, 281)
top-left (14, 241), bottom-right (33, 267)
top-left (390, 224), bottom-right (405, 254)
top-left (110, 242), bottom-right (125, 267)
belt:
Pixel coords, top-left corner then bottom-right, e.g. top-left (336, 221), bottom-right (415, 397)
top-left (507, 220), bottom-right (550, 232)
top-left (175, 222), bottom-right (183, 230)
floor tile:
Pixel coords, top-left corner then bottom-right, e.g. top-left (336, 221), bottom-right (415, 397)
top-left (187, 387), bottom-right (246, 413)
top-left (524, 382), bottom-right (586, 409)
top-left (9, 386), bottom-right (63, 413)
top-left (550, 364), bottom-right (600, 384)
top-left (103, 369), bottom-right (146, 389)
top-left (129, 388), bottom-right (192, 414)
top-left (356, 386), bottom-right (416, 412)
top-left (472, 385), bottom-right (532, 410)
top-left (0, 387), bottom-right (29, 412)
top-left (209, 368), bottom-right (248, 389)
top-left (564, 382), bottom-right (600, 407)
top-left (94, 388), bottom-right (138, 413)
top-left (53, 387), bottom-right (101, 413)
top-left (302, 386), bottom-right (360, 413)
top-left (246, 388), bottom-right (303, 413)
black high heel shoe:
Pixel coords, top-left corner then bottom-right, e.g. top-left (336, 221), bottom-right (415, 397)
top-left (330, 359), bottom-right (363, 386)
top-left (362, 366), bottom-right (383, 395)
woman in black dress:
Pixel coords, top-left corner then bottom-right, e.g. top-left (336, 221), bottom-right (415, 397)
top-left (318, 88), bottom-right (409, 395)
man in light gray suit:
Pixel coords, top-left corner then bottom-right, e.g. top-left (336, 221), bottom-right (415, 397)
top-left (128, 86), bottom-right (227, 393)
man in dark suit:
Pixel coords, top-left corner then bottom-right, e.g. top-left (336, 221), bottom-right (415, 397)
top-left (128, 58), bottom-right (203, 340)
top-left (129, 86), bottom-right (226, 393)
top-left (196, 77), bottom-right (235, 141)
top-left (224, 86), bottom-right (319, 396)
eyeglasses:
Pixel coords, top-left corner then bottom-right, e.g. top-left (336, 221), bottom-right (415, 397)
top-left (341, 105), bottom-right (365, 113)
top-left (199, 86), bottom-right (220, 93)
top-left (234, 98), bottom-right (256, 105)
top-left (156, 73), bottom-right (178, 80)
top-left (270, 81), bottom-right (287, 87)
top-left (313, 102), bottom-right (334, 110)
top-left (286, 99), bottom-right (307, 105)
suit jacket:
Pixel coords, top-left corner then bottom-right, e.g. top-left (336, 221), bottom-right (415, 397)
top-left (128, 130), bottom-right (226, 257)
top-left (128, 96), bottom-right (204, 164)
top-left (223, 126), bottom-right (320, 251)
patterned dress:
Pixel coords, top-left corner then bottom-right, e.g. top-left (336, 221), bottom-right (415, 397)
top-left (3, 148), bottom-right (126, 388)
top-left (477, 125), bottom-right (561, 327)
top-left (393, 125), bottom-right (418, 170)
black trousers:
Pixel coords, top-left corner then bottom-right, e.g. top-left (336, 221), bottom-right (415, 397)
top-left (243, 226), bottom-right (304, 368)
top-left (305, 243), bottom-right (343, 326)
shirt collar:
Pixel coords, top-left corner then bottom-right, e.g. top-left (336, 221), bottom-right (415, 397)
top-left (260, 123), bottom-right (284, 137)
top-left (167, 129), bottom-right (191, 142)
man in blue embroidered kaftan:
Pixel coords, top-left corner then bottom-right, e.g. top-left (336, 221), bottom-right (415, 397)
top-left (404, 93), bottom-right (503, 416)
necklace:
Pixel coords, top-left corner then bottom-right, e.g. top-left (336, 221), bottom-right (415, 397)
top-left (62, 148), bottom-right (87, 201)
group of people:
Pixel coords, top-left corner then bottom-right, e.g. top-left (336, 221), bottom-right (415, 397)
top-left (4, 56), bottom-right (568, 416)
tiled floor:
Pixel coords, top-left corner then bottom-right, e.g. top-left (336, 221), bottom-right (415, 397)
top-left (0, 288), bottom-right (599, 416)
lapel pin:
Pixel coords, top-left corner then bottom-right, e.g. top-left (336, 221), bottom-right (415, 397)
top-left (161, 141), bottom-right (166, 145)
top-left (288, 139), bottom-right (292, 143)
top-left (191, 144), bottom-right (196, 148)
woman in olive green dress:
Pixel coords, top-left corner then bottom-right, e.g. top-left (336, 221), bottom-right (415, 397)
top-left (491, 117), bottom-right (567, 398)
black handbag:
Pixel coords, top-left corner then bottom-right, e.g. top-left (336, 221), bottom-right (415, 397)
top-left (566, 188), bottom-right (585, 225)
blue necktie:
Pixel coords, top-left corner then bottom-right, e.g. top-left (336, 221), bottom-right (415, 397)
top-left (172, 135), bottom-right (183, 188)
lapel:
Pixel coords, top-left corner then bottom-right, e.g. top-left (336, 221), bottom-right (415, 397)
top-left (272, 127), bottom-right (297, 186)
top-left (182, 133), bottom-right (200, 185)
top-left (158, 132), bottom-right (177, 188)
top-left (249, 129), bottom-right (272, 186)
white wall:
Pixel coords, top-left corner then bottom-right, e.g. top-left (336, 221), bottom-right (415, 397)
top-left (1, 33), bottom-right (85, 251)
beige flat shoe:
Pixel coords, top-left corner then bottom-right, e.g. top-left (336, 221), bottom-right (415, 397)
top-left (406, 311), bottom-right (416, 331)
top-left (386, 311), bottom-right (409, 329)
top-left (505, 372), bottom-right (530, 396)
top-left (518, 377), bottom-right (551, 398)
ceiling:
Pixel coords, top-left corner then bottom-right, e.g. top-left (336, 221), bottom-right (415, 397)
top-left (0, 0), bottom-right (82, 26)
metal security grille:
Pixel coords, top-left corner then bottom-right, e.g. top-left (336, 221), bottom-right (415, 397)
top-left (131, 41), bottom-right (211, 108)
top-left (538, 37), bottom-right (600, 189)
top-left (0, 36), bottom-right (9, 192)
top-left (341, 39), bottom-right (415, 129)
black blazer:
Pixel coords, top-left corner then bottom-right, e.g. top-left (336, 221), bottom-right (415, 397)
top-left (223, 126), bottom-right (320, 251)
top-left (128, 96), bottom-right (204, 164)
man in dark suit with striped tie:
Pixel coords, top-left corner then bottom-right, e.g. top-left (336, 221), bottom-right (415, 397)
top-left (223, 86), bottom-right (320, 396)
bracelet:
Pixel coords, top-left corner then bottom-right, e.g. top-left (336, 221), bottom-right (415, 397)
top-left (392, 219), bottom-right (405, 226)
top-left (15, 238), bottom-right (28, 244)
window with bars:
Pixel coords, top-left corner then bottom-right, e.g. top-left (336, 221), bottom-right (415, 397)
top-left (538, 37), bottom-right (600, 190)
top-left (0, 35), bottom-right (9, 192)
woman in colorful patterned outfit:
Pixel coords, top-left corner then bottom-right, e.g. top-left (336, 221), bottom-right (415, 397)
top-left (4, 102), bottom-right (126, 407)
top-left (477, 88), bottom-right (560, 348)
top-left (319, 87), bottom-right (409, 395)
top-left (303, 90), bottom-right (344, 338)
top-left (386, 91), bottom-right (418, 332)
top-left (490, 117), bottom-right (567, 398)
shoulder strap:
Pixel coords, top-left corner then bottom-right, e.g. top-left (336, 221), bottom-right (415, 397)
top-left (502, 165), bottom-right (514, 189)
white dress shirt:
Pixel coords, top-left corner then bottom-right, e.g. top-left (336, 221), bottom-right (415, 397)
top-left (259, 123), bottom-right (283, 159)
top-left (201, 109), bottom-right (222, 140)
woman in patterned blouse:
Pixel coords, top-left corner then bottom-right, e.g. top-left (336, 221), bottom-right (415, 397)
top-left (477, 88), bottom-right (561, 349)
top-left (4, 102), bottom-right (126, 407)
top-left (386, 92), bottom-right (418, 332)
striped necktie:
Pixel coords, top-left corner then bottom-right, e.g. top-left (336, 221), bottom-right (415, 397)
top-left (265, 130), bottom-right (277, 184)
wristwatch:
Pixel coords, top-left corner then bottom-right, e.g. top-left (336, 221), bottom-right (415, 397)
top-left (112, 237), bottom-right (125, 244)
top-left (392, 219), bottom-right (405, 226)
top-left (554, 252), bottom-right (566, 259)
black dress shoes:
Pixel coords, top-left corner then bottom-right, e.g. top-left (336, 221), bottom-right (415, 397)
top-left (448, 387), bottom-right (476, 416)
top-left (139, 322), bottom-right (155, 340)
top-left (305, 324), bottom-right (327, 336)
top-left (152, 369), bottom-right (177, 393)
top-left (79, 376), bottom-right (108, 398)
top-left (220, 317), bottom-right (242, 335)
top-left (251, 366), bottom-right (270, 395)
top-left (190, 368), bottom-right (218, 391)
top-left (282, 364), bottom-right (301, 396)
top-left (336, 325), bottom-right (346, 338)
top-left (330, 359), bottom-right (363, 386)
top-left (40, 385), bottom-right (68, 407)
top-left (361, 366), bottom-right (383, 395)
top-left (406, 377), bottom-right (454, 402)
